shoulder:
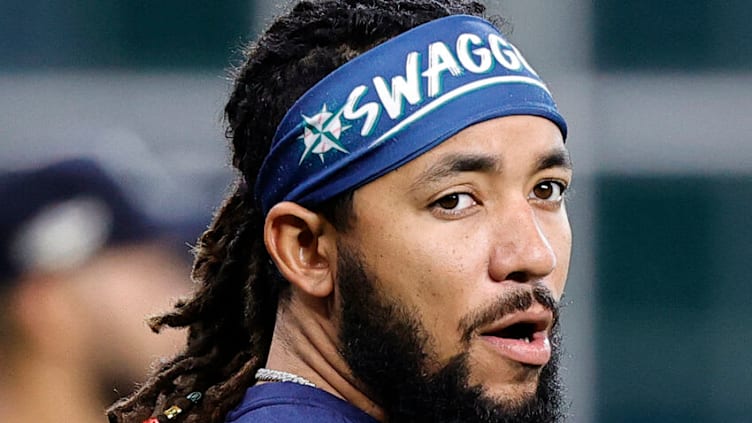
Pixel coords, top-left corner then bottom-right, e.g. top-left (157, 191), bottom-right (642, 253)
top-left (225, 382), bottom-right (377, 423)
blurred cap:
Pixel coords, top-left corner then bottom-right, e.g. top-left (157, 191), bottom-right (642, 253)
top-left (0, 158), bottom-right (203, 285)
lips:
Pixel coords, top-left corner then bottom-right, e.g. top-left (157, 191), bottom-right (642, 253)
top-left (479, 308), bottom-right (553, 366)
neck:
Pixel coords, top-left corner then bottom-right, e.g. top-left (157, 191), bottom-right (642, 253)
top-left (265, 296), bottom-right (385, 421)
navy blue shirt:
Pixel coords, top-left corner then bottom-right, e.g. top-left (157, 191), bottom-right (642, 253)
top-left (225, 382), bottom-right (379, 423)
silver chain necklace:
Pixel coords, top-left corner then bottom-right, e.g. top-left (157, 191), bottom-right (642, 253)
top-left (255, 368), bottom-right (317, 388)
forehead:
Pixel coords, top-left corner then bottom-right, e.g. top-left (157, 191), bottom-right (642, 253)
top-left (371, 115), bottom-right (567, 185)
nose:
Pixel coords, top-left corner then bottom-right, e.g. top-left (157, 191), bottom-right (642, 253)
top-left (488, 201), bottom-right (557, 283)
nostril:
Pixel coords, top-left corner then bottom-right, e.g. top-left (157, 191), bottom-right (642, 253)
top-left (506, 271), bottom-right (531, 283)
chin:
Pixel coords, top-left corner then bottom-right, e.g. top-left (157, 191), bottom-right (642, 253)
top-left (467, 344), bottom-right (545, 397)
top-left (480, 377), bottom-right (541, 406)
top-left (470, 367), bottom-right (543, 405)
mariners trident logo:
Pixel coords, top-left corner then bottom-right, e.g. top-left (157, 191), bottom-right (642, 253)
top-left (299, 105), bottom-right (351, 164)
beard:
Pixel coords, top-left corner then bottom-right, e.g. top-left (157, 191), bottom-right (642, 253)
top-left (336, 244), bottom-right (565, 423)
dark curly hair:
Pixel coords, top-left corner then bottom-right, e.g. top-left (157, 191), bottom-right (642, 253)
top-left (107, 1), bottom-right (490, 422)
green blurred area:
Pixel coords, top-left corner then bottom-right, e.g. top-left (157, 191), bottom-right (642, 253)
top-left (596, 175), bottom-right (752, 422)
top-left (594, 0), bottom-right (752, 70)
top-left (4, 0), bottom-right (751, 71)
top-left (593, 2), bottom-right (752, 421)
top-left (0, 1), bottom-right (254, 70)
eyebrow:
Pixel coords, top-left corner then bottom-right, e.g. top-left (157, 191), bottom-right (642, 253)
top-left (409, 153), bottom-right (499, 191)
top-left (409, 147), bottom-right (572, 191)
top-left (536, 147), bottom-right (573, 172)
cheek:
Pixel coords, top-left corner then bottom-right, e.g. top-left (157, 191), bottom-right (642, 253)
top-left (542, 212), bottom-right (572, 298)
top-left (364, 217), bottom-right (479, 291)
top-left (355, 216), bottom-right (486, 357)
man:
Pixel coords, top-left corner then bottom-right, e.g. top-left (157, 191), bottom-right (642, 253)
top-left (0, 159), bottom-right (197, 422)
top-left (109, 0), bottom-right (572, 422)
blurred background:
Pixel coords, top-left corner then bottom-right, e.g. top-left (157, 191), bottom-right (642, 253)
top-left (0, 1), bottom-right (750, 422)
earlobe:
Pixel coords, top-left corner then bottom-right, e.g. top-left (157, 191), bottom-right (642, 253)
top-left (264, 202), bottom-right (335, 298)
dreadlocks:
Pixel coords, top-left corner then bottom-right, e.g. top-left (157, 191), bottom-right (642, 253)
top-left (107, 1), bottom-right (489, 422)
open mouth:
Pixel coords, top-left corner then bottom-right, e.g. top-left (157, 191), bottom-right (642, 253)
top-left (479, 310), bottom-right (552, 366)
top-left (491, 321), bottom-right (541, 343)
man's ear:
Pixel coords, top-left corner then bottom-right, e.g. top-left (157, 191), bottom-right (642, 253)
top-left (264, 202), bottom-right (336, 298)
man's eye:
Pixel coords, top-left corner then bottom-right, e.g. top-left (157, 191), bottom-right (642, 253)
top-left (530, 181), bottom-right (566, 202)
top-left (433, 193), bottom-right (476, 211)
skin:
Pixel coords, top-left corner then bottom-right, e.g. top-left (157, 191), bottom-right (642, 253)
top-left (0, 243), bottom-right (192, 422)
top-left (264, 114), bottom-right (572, 420)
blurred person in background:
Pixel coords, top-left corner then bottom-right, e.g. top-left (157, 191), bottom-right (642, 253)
top-left (0, 158), bottom-right (199, 422)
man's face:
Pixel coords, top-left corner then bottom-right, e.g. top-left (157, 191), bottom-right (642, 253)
top-left (65, 244), bottom-right (192, 401)
top-left (335, 115), bottom-right (572, 421)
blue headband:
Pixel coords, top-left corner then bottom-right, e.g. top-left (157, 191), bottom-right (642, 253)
top-left (256, 15), bottom-right (567, 215)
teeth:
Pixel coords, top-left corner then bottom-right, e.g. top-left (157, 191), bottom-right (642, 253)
top-left (523, 337), bottom-right (531, 343)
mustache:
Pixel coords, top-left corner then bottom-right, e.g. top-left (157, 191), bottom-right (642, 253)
top-left (458, 284), bottom-right (559, 344)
